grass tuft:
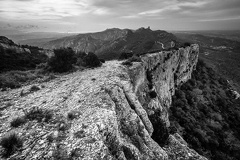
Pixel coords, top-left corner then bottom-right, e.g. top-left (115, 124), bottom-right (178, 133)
top-left (25, 107), bottom-right (53, 122)
top-left (10, 117), bottom-right (27, 128)
top-left (0, 132), bottom-right (23, 158)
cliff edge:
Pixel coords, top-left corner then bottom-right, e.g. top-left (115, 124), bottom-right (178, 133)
top-left (0, 44), bottom-right (207, 159)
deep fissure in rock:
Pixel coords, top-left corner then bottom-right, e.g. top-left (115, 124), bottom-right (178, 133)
top-left (149, 109), bottom-right (169, 147)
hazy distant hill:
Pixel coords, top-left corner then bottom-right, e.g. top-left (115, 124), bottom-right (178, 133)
top-left (5, 32), bottom-right (77, 45)
top-left (41, 28), bottom-right (177, 60)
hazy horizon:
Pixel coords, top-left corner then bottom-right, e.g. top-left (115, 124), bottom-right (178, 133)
top-left (0, 0), bottom-right (240, 33)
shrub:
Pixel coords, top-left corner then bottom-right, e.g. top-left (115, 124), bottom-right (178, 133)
top-left (99, 59), bottom-right (105, 63)
top-left (128, 56), bottom-right (142, 63)
top-left (25, 107), bottom-right (53, 122)
top-left (122, 61), bottom-right (133, 66)
top-left (149, 91), bottom-right (157, 98)
top-left (0, 70), bottom-right (41, 90)
top-left (75, 51), bottom-right (87, 59)
top-left (48, 47), bottom-right (76, 73)
top-left (183, 42), bottom-right (191, 47)
top-left (10, 117), bottom-right (27, 128)
top-left (118, 52), bottom-right (133, 60)
top-left (83, 52), bottom-right (101, 68)
top-left (121, 55), bottom-right (142, 66)
top-left (0, 132), bottom-right (23, 158)
top-left (29, 85), bottom-right (40, 92)
top-left (67, 111), bottom-right (79, 120)
top-left (75, 51), bottom-right (87, 66)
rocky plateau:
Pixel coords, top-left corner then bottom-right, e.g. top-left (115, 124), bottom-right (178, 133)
top-left (0, 44), bottom-right (207, 160)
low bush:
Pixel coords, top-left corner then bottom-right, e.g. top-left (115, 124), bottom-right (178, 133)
top-left (48, 47), bottom-right (76, 73)
top-left (121, 55), bottom-right (142, 66)
top-left (183, 42), bottom-right (191, 47)
top-left (118, 52), bottom-right (133, 60)
top-left (99, 59), bottom-right (105, 63)
top-left (0, 70), bottom-right (42, 90)
top-left (122, 61), bottom-right (133, 66)
top-left (25, 107), bottom-right (53, 122)
top-left (67, 112), bottom-right (77, 120)
top-left (0, 132), bottom-right (23, 158)
top-left (149, 91), bottom-right (157, 98)
top-left (83, 52), bottom-right (102, 68)
top-left (29, 85), bottom-right (40, 92)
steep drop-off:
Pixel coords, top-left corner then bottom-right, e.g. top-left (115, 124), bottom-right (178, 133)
top-left (0, 45), bottom-right (206, 159)
top-left (170, 60), bottom-right (240, 160)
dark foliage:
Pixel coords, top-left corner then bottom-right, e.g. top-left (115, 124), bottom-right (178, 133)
top-left (0, 132), bottom-right (23, 158)
top-left (25, 107), bottom-right (53, 123)
top-left (121, 61), bottom-right (133, 66)
top-left (121, 55), bottom-right (142, 66)
top-left (118, 52), bottom-right (133, 60)
top-left (83, 52), bottom-right (102, 68)
top-left (48, 47), bottom-right (76, 73)
top-left (149, 110), bottom-right (169, 146)
top-left (99, 59), bottom-right (105, 63)
top-left (67, 111), bottom-right (79, 120)
top-left (0, 70), bottom-right (43, 90)
top-left (29, 85), bottom-right (40, 92)
top-left (183, 42), bottom-right (191, 47)
top-left (0, 43), bottom-right (47, 72)
top-left (170, 59), bottom-right (240, 160)
top-left (10, 117), bottom-right (27, 128)
top-left (128, 56), bottom-right (142, 62)
top-left (149, 91), bottom-right (157, 98)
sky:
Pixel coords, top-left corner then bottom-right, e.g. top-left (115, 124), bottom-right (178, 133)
top-left (0, 0), bottom-right (240, 33)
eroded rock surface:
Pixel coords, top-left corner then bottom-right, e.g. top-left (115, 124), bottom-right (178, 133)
top-left (0, 45), bottom-right (207, 159)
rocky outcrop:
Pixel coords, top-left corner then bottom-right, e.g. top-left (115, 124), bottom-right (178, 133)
top-left (0, 45), bottom-right (207, 159)
top-left (129, 44), bottom-right (199, 128)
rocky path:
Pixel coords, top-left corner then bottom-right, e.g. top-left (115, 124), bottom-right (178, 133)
top-left (0, 61), bottom-right (128, 159)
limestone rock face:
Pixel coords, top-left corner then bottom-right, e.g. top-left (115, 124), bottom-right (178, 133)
top-left (129, 44), bottom-right (199, 127)
top-left (0, 45), bottom-right (207, 159)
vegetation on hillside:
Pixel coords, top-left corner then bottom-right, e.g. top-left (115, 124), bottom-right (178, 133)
top-left (0, 45), bottom-right (47, 72)
top-left (170, 59), bottom-right (240, 160)
top-left (0, 40), bottom-right (102, 90)
top-left (48, 47), bottom-right (76, 73)
top-left (175, 32), bottom-right (240, 92)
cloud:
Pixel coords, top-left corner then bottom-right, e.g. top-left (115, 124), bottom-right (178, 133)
top-left (0, 0), bottom-right (240, 31)
top-left (199, 16), bottom-right (240, 22)
top-left (138, 1), bottom-right (208, 17)
top-left (0, 0), bottom-right (109, 20)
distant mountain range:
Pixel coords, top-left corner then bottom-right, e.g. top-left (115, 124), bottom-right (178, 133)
top-left (40, 27), bottom-right (177, 60)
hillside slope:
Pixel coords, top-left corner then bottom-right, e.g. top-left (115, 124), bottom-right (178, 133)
top-left (0, 45), bottom-right (206, 159)
top-left (0, 36), bottom-right (52, 72)
top-left (170, 60), bottom-right (240, 160)
top-left (42, 28), bottom-right (177, 60)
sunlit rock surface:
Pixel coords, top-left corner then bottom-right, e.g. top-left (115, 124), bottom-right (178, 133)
top-left (0, 45), bottom-right (207, 159)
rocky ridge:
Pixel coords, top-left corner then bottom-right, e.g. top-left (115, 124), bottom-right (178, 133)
top-left (0, 44), bottom-right (207, 159)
